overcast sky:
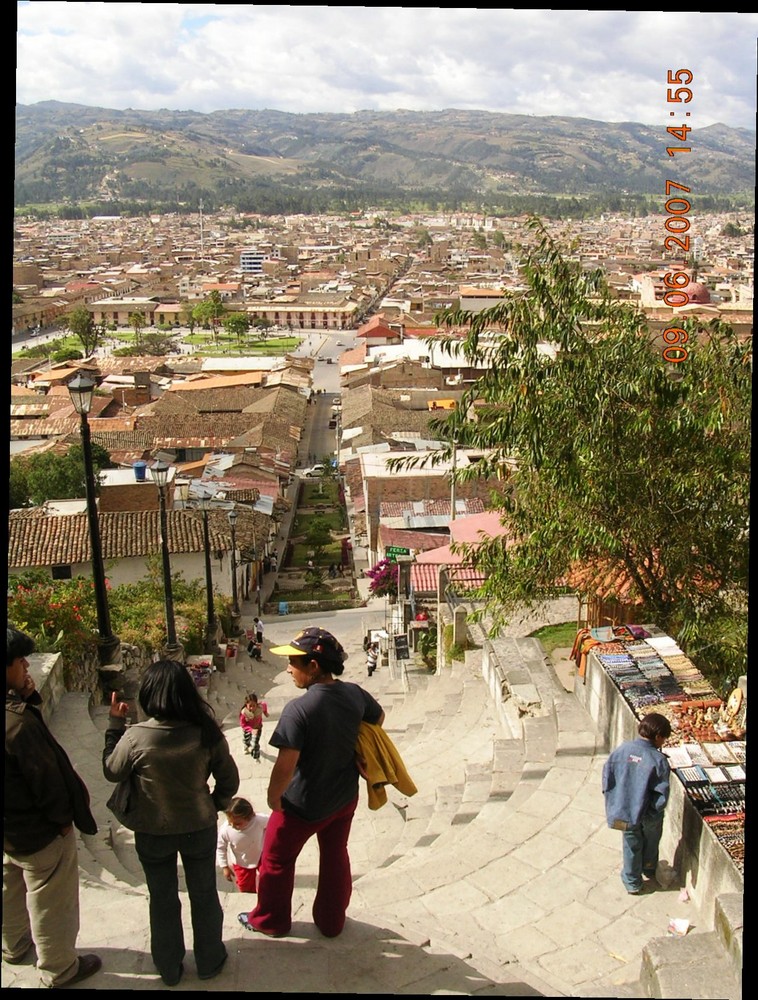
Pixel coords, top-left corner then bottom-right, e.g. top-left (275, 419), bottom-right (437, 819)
top-left (16, 5), bottom-right (758, 130)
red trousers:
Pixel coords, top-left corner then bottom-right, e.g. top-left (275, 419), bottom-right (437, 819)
top-left (233, 864), bottom-right (258, 893)
top-left (247, 797), bottom-right (358, 937)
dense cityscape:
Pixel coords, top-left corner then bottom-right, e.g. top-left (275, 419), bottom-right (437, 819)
top-left (8, 5), bottom-right (751, 989)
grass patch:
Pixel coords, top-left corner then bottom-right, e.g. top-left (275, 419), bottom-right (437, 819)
top-left (290, 542), bottom-right (342, 566)
top-left (301, 481), bottom-right (339, 505)
top-left (293, 510), bottom-right (344, 534)
top-left (529, 621), bottom-right (578, 656)
top-left (13, 328), bottom-right (302, 361)
top-left (182, 332), bottom-right (301, 355)
top-left (442, 623), bottom-right (472, 662)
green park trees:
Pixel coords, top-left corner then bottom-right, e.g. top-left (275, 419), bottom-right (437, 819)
top-left (224, 311), bottom-right (250, 342)
top-left (304, 514), bottom-right (333, 565)
top-left (128, 310), bottom-right (146, 348)
top-left (418, 220), bottom-right (750, 688)
top-left (180, 302), bottom-right (197, 335)
top-left (10, 443), bottom-right (114, 508)
top-left (67, 305), bottom-right (104, 356)
top-left (193, 290), bottom-right (226, 340)
top-left (253, 317), bottom-right (273, 340)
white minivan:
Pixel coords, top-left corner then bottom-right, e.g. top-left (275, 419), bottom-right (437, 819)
top-left (303, 464), bottom-right (325, 477)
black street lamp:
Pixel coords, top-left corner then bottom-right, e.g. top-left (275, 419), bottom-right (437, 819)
top-left (252, 544), bottom-right (263, 618)
top-left (67, 374), bottom-right (120, 666)
top-left (227, 508), bottom-right (242, 636)
top-left (149, 460), bottom-right (182, 658)
top-left (249, 488), bottom-right (262, 617)
top-left (197, 497), bottom-right (220, 654)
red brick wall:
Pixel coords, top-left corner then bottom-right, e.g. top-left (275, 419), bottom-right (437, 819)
top-left (98, 481), bottom-right (162, 513)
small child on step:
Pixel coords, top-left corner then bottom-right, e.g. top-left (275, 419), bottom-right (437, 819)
top-left (216, 797), bottom-right (270, 893)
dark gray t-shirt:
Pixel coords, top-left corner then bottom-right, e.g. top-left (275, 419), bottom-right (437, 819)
top-left (270, 681), bottom-right (383, 821)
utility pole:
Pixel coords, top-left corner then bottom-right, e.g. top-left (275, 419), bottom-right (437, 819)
top-left (199, 198), bottom-right (204, 271)
top-left (450, 439), bottom-right (457, 520)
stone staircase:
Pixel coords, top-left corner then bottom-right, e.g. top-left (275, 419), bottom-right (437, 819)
top-left (2, 629), bottom-right (742, 996)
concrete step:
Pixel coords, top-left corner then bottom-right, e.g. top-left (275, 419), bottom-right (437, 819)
top-left (640, 929), bottom-right (742, 1000)
top-left (714, 893), bottom-right (743, 984)
top-left (78, 827), bottom-right (145, 892)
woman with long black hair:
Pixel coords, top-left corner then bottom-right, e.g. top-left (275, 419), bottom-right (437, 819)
top-left (103, 660), bottom-right (239, 987)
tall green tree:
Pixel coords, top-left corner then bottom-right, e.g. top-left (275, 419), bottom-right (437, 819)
top-left (304, 514), bottom-right (333, 564)
top-left (193, 291), bottom-right (226, 342)
top-left (254, 317), bottom-right (272, 341)
top-left (224, 312), bottom-right (250, 342)
top-left (67, 305), bottom-right (103, 356)
top-left (180, 302), bottom-right (197, 335)
top-left (415, 219), bottom-right (750, 688)
top-left (129, 310), bottom-right (146, 348)
top-left (10, 443), bottom-right (114, 507)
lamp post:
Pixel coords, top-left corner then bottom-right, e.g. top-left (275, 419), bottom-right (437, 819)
top-left (249, 488), bottom-right (262, 617)
top-left (227, 508), bottom-right (242, 636)
top-left (149, 460), bottom-right (182, 659)
top-left (197, 497), bottom-right (220, 654)
top-left (252, 544), bottom-right (263, 617)
top-left (67, 374), bottom-right (120, 666)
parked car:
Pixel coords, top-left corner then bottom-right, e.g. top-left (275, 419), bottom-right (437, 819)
top-left (303, 464), bottom-right (325, 477)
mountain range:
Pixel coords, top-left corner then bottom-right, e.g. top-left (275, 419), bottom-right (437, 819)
top-left (15, 102), bottom-right (755, 212)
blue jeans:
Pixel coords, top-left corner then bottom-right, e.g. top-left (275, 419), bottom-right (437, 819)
top-left (621, 810), bottom-right (664, 892)
top-left (135, 827), bottom-right (226, 979)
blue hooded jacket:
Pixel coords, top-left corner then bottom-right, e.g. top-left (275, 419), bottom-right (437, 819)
top-left (602, 736), bottom-right (670, 829)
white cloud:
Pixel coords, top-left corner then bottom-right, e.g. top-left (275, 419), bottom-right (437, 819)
top-left (16, 4), bottom-right (758, 128)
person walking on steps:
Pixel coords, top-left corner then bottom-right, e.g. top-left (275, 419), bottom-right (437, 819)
top-left (238, 627), bottom-right (383, 939)
top-left (240, 694), bottom-right (269, 760)
top-left (217, 798), bottom-right (270, 893)
top-left (253, 617), bottom-right (264, 646)
top-left (366, 642), bottom-right (378, 677)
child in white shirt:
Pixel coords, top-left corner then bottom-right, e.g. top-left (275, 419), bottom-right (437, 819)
top-left (217, 797), bottom-right (270, 893)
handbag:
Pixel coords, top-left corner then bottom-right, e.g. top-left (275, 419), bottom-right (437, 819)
top-left (106, 773), bottom-right (136, 825)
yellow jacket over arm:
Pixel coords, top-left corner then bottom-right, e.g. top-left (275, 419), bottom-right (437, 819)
top-left (355, 722), bottom-right (417, 810)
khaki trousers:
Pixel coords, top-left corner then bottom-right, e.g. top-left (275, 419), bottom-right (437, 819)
top-left (2, 829), bottom-right (80, 987)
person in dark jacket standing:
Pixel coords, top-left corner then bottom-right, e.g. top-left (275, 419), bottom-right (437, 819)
top-left (3, 627), bottom-right (102, 988)
top-left (103, 659), bottom-right (239, 987)
top-left (602, 713), bottom-right (672, 894)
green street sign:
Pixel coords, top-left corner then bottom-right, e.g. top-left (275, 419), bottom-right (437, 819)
top-left (386, 546), bottom-right (411, 561)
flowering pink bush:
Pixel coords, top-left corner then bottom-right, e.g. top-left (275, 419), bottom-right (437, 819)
top-left (365, 558), bottom-right (399, 598)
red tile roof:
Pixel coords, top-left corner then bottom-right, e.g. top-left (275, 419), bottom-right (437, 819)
top-left (378, 526), bottom-right (448, 552)
top-left (8, 507), bottom-right (267, 568)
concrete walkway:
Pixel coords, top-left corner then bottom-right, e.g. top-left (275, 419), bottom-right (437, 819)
top-left (4, 600), bottom-right (740, 996)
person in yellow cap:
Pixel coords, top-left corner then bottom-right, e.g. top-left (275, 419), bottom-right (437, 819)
top-left (238, 627), bottom-right (384, 938)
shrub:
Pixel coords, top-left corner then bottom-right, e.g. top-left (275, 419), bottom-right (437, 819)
top-left (7, 565), bottom-right (234, 668)
top-left (8, 574), bottom-right (99, 665)
top-left (365, 558), bottom-right (399, 598)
